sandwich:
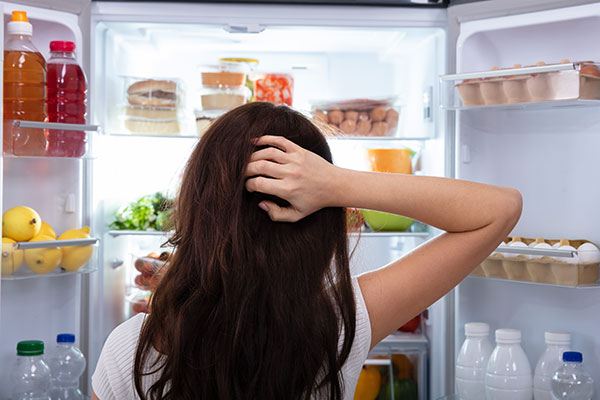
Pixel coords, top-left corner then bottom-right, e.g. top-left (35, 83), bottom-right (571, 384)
top-left (127, 80), bottom-right (177, 108)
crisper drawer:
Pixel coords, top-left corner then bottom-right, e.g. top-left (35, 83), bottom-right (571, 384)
top-left (440, 61), bottom-right (600, 110)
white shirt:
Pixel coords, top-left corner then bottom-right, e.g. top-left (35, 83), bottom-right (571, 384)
top-left (92, 277), bottom-right (371, 400)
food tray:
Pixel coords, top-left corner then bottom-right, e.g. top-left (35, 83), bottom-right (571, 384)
top-left (310, 97), bottom-right (401, 137)
top-left (472, 237), bottom-right (600, 286)
top-left (441, 61), bottom-right (600, 108)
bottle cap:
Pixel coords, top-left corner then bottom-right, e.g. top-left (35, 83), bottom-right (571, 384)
top-left (7, 11), bottom-right (32, 36)
top-left (57, 333), bottom-right (75, 343)
top-left (16, 340), bottom-right (44, 356)
top-left (563, 351), bottom-right (583, 363)
top-left (50, 41), bottom-right (76, 53)
top-left (465, 322), bottom-right (490, 337)
top-left (495, 328), bottom-right (521, 343)
top-left (545, 331), bottom-right (571, 345)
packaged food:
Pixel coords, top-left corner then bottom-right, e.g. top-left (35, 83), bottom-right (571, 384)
top-left (124, 119), bottom-right (179, 135)
top-left (310, 98), bottom-right (401, 137)
top-left (194, 109), bottom-right (219, 137)
top-left (127, 79), bottom-right (178, 108)
top-left (201, 61), bottom-right (248, 88)
top-left (254, 73), bottom-right (294, 106)
top-left (219, 58), bottom-right (259, 99)
top-left (134, 256), bottom-right (166, 275)
top-left (367, 148), bottom-right (412, 174)
top-left (125, 105), bottom-right (177, 120)
top-left (201, 86), bottom-right (251, 110)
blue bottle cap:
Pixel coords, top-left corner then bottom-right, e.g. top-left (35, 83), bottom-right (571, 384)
top-left (563, 351), bottom-right (583, 363)
top-left (57, 333), bottom-right (75, 343)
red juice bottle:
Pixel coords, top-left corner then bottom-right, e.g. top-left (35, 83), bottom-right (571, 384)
top-left (46, 41), bottom-right (87, 157)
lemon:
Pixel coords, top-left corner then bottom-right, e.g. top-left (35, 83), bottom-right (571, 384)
top-left (2, 206), bottom-right (42, 241)
top-left (24, 235), bottom-right (62, 274)
top-left (39, 221), bottom-right (56, 239)
top-left (58, 227), bottom-right (93, 272)
top-left (1, 237), bottom-right (23, 276)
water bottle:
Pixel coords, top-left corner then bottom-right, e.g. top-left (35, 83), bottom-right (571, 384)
top-left (456, 322), bottom-right (493, 400)
top-left (47, 334), bottom-right (86, 400)
top-left (11, 340), bottom-right (51, 400)
top-left (485, 328), bottom-right (533, 400)
top-left (534, 331), bottom-right (571, 400)
top-left (551, 351), bottom-right (594, 400)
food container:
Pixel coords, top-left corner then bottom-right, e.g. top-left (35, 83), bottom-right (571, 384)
top-left (194, 109), bottom-right (222, 137)
top-left (201, 61), bottom-right (249, 88)
top-left (123, 76), bottom-right (181, 109)
top-left (473, 237), bottom-right (600, 286)
top-left (367, 148), bottom-right (413, 174)
top-left (254, 73), bottom-right (294, 106)
top-left (360, 210), bottom-right (414, 232)
top-left (200, 85), bottom-right (251, 111)
top-left (219, 57), bottom-right (259, 99)
top-left (443, 61), bottom-right (600, 108)
top-left (124, 119), bottom-right (180, 135)
top-left (311, 98), bottom-right (401, 137)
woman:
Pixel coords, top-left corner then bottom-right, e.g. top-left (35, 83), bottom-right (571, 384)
top-left (92, 102), bottom-right (521, 400)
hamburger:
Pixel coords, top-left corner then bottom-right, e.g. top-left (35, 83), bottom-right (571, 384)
top-left (127, 79), bottom-right (177, 108)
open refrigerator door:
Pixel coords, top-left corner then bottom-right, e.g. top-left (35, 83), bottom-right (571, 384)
top-left (438, 0), bottom-right (600, 398)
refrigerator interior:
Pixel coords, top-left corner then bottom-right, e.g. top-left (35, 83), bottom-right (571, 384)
top-left (453, 2), bottom-right (600, 395)
top-left (0, 2), bottom-right (88, 398)
top-left (91, 7), bottom-right (447, 398)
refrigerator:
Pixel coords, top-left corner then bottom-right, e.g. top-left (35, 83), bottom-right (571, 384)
top-left (1, 0), bottom-right (600, 399)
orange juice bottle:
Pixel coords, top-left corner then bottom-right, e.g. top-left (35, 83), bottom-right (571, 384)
top-left (3, 11), bottom-right (47, 156)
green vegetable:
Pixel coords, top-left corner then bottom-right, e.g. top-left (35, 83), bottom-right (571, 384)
top-left (110, 192), bottom-right (174, 231)
top-left (377, 379), bottom-right (418, 400)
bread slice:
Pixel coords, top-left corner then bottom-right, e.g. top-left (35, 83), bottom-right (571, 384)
top-left (125, 119), bottom-right (180, 135)
top-left (125, 106), bottom-right (177, 120)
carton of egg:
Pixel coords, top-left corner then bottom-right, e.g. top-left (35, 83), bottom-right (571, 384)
top-left (475, 236), bottom-right (600, 286)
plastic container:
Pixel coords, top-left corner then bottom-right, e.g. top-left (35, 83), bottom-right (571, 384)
top-left (200, 85), bottom-right (251, 110)
top-left (218, 58), bottom-right (259, 99)
top-left (201, 61), bottom-right (248, 88)
top-left (485, 329), bottom-right (533, 400)
top-left (46, 41), bottom-right (87, 157)
top-left (367, 148), bottom-right (412, 174)
top-left (551, 351), bottom-right (594, 400)
top-left (360, 210), bottom-right (414, 232)
top-left (254, 73), bottom-right (294, 106)
top-left (11, 340), bottom-right (52, 400)
top-left (534, 331), bottom-right (572, 400)
top-left (456, 322), bottom-right (493, 400)
top-left (3, 11), bottom-right (47, 156)
top-left (310, 98), bottom-right (401, 137)
top-left (194, 109), bottom-right (220, 137)
top-left (47, 334), bottom-right (86, 400)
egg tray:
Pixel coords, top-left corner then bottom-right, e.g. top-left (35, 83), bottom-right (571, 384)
top-left (471, 237), bottom-right (599, 286)
top-left (456, 65), bottom-right (600, 107)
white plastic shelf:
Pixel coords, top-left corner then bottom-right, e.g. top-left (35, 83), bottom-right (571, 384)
top-left (1, 265), bottom-right (97, 281)
top-left (108, 230), bottom-right (171, 237)
top-left (466, 275), bottom-right (600, 289)
top-left (13, 120), bottom-right (99, 132)
top-left (107, 132), bottom-right (200, 139)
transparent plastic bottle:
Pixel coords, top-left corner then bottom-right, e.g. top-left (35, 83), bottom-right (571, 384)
top-left (11, 340), bottom-right (52, 400)
top-left (485, 328), bottom-right (533, 400)
top-left (3, 10), bottom-right (47, 156)
top-left (534, 331), bottom-right (571, 400)
top-left (46, 41), bottom-right (87, 157)
top-left (551, 351), bottom-right (594, 400)
top-left (456, 322), bottom-right (493, 400)
top-left (47, 334), bottom-right (86, 400)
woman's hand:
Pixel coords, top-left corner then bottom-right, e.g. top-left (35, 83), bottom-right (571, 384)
top-left (245, 135), bottom-right (339, 222)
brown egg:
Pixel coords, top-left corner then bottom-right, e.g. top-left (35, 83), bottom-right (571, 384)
top-left (385, 109), bottom-right (399, 128)
top-left (313, 111), bottom-right (328, 124)
top-left (327, 110), bottom-right (343, 125)
top-left (560, 59), bottom-right (570, 64)
top-left (355, 120), bottom-right (371, 136)
top-left (370, 107), bottom-right (387, 122)
top-left (344, 110), bottom-right (359, 122)
top-left (340, 119), bottom-right (357, 134)
top-left (370, 121), bottom-right (388, 137)
top-left (358, 112), bottom-right (370, 121)
top-left (536, 61), bottom-right (546, 66)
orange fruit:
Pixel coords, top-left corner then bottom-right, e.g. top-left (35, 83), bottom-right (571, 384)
top-left (354, 367), bottom-right (382, 400)
top-left (392, 354), bottom-right (412, 380)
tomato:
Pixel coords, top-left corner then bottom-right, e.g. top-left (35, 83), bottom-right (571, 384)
top-left (398, 314), bottom-right (420, 333)
top-left (255, 74), bottom-right (294, 106)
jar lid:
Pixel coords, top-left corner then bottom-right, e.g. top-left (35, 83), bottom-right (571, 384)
top-left (17, 340), bottom-right (44, 356)
top-left (219, 57), bottom-right (259, 66)
top-left (465, 322), bottom-right (490, 337)
top-left (50, 41), bottom-right (76, 52)
top-left (57, 333), bottom-right (75, 343)
top-left (495, 328), bottom-right (521, 343)
top-left (545, 331), bottom-right (571, 345)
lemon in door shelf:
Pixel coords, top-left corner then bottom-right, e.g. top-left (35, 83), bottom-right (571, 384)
top-left (24, 235), bottom-right (62, 274)
top-left (58, 227), bottom-right (94, 272)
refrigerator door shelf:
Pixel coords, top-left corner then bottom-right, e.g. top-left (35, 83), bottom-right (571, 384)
top-left (108, 230), bottom-right (171, 237)
top-left (13, 237), bottom-right (99, 250)
top-left (444, 98), bottom-right (600, 112)
top-left (1, 264), bottom-right (97, 281)
top-left (466, 274), bottom-right (600, 289)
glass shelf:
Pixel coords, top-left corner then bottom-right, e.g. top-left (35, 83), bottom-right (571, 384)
top-left (350, 231), bottom-right (430, 238)
top-left (380, 331), bottom-right (428, 347)
top-left (466, 275), bottom-right (600, 289)
top-left (12, 237), bottom-right (99, 250)
top-left (107, 132), bottom-right (200, 139)
top-left (444, 98), bottom-right (600, 111)
top-left (108, 230), bottom-right (171, 237)
top-left (1, 265), bottom-right (97, 281)
top-left (326, 135), bottom-right (433, 141)
top-left (13, 120), bottom-right (99, 132)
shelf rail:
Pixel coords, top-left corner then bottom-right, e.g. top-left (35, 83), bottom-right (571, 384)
top-left (441, 62), bottom-right (578, 81)
top-left (494, 246), bottom-right (576, 258)
top-left (13, 120), bottom-right (100, 132)
top-left (14, 238), bottom-right (99, 250)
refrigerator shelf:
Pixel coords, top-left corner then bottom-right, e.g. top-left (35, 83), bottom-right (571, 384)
top-left (466, 275), bottom-right (600, 289)
top-left (108, 230), bottom-right (171, 237)
top-left (1, 265), bottom-right (97, 281)
top-left (12, 120), bottom-right (99, 132)
top-left (12, 238), bottom-right (99, 250)
top-left (327, 135), bottom-right (433, 141)
top-left (444, 98), bottom-right (600, 111)
top-left (350, 231), bottom-right (430, 238)
top-left (380, 331), bottom-right (428, 348)
top-left (107, 132), bottom-right (200, 139)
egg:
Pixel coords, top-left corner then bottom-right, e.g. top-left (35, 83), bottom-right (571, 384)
top-left (327, 110), bottom-right (343, 125)
top-left (560, 59), bottom-right (571, 64)
top-left (358, 112), bottom-right (370, 121)
top-left (492, 241), bottom-right (508, 257)
top-left (370, 107), bottom-right (387, 122)
top-left (557, 242), bottom-right (579, 265)
top-left (530, 241), bottom-right (552, 260)
top-left (369, 121), bottom-right (388, 137)
top-left (340, 119), bottom-right (356, 134)
top-left (344, 110), bottom-right (359, 122)
top-left (577, 242), bottom-right (600, 263)
top-left (536, 61), bottom-right (546, 66)
top-left (355, 120), bottom-right (371, 136)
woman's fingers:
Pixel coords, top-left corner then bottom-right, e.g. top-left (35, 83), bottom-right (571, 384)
top-left (245, 176), bottom-right (286, 198)
top-left (245, 159), bottom-right (286, 179)
top-left (258, 201), bottom-right (303, 223)
top-left (249, 146), bottom-right (289, 164)
top-left (253, 135), bottom-right (300, 153)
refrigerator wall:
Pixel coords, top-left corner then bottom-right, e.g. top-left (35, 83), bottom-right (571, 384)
top-left (452, 2), bottom-right (600, 397)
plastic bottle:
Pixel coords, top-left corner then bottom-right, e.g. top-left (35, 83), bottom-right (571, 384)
top-left (46, 41), bottom-right (87, 157)
top-left (47, 334), bottom-right (86, 400)
top-left (456, 322), bottom-right (493, 400)
top-left (533, 331), bottom-right (572, 400)
top-left (3, 11), bottom-right (47, 156)
top-left (485, 328), bottom-right (533, 400)
top-left (551, 351), bottom-right (594, 400)
top-left (11, 340), bottom-right (52, 400)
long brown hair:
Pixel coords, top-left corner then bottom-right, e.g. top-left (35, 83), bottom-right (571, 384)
top-left (133, 102), bottom-right (356, 400)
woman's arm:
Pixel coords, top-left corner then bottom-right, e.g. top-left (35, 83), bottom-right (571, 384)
top-left (91, 391), bottom-right (100, 400)
top-left (246, 135), bottom-right (522, 348)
